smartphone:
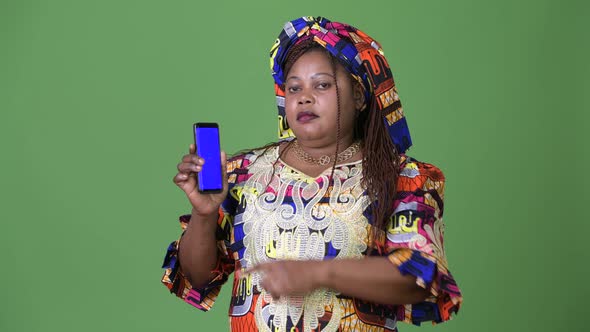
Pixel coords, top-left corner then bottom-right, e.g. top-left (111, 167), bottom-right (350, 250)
top-left (193, 122), bottom-right (223, 194)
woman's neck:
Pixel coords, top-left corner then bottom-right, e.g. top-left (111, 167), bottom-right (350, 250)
top-left (277, 134), bottom-right (362, 178)
top-left (295, 134), bottom-right (355, 158)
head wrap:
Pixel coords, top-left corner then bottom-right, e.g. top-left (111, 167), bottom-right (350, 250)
top-left (270, 16), bottom-right (412, 153)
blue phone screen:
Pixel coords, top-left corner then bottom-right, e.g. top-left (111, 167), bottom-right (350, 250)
top-left (195, 126), bottom-right (222, 192)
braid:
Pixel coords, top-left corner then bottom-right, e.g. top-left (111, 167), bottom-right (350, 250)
top-left (362, 104), bottom-right (400, 251)
top-left (330, 55), bottom-right (342, 181)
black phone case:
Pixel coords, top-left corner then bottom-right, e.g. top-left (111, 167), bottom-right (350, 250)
top-left (194, 122), bottom-right (223, 194)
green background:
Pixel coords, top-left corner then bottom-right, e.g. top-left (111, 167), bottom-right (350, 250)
top-left (1, 0), bottom-right (588, 331)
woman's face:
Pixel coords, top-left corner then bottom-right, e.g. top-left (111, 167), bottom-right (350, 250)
top-left (284, 50), bottom-right (364, 146)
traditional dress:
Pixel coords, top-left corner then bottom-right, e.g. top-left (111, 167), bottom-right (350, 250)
top-left (162, 16), bottom-right (462, 331)
top-left (162, 146), bottom-right (461, 331)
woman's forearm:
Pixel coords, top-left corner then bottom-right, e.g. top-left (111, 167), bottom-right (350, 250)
top-left (316, 257), bottom-right (430, 305)
top-left (177, 208), bottom-right (219, 287)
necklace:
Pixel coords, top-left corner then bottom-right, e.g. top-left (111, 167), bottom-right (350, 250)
top-left (291, 140), bottom-right (361, 166)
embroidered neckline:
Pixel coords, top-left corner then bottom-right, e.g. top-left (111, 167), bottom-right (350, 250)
top-left (269, 145), bottom-right (364, 180)
top-left (240, 146), bottom-right (370, 332)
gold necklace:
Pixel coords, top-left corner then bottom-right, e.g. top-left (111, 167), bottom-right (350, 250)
top-left (291, 140), bottom-right (361, 166)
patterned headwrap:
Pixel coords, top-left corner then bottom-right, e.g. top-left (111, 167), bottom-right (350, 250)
top-left (270, 16), bottom-right (412, 153)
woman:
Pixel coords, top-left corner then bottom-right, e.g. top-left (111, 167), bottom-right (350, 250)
top-left (162, 16), bottom-right (462, 332)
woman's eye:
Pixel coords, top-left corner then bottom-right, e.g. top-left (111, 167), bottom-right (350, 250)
top-left (287, 86), bottom-right (300, 93)
top-left (317, 82), bottom-right (331, 89)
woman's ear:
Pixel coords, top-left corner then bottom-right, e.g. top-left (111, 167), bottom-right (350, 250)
top-left (353, 82), bottom-right (366, 111)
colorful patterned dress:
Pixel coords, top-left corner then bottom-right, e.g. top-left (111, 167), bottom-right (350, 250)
top-left (161, 146), bottom-right (462, 331)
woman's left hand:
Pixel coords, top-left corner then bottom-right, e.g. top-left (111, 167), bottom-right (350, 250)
top-left (246, 260), bottom-right (329, 300)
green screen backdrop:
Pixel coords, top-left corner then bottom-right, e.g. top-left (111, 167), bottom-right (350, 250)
top-left (1, 0), bottom-right (588, 331)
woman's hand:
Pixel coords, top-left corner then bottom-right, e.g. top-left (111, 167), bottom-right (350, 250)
top-left (173, 143), bottom-right (228, 216)
top-left (247, 258), bottom-right (430, 305)
top-left (246, 260), bottom-right (329, 300)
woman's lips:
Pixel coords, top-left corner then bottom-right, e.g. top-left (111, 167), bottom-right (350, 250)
top-left (297, 111), bottom-right (318, 123)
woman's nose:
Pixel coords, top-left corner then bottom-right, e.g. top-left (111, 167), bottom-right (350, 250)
top-left (298, 91), bottom-right (314, 104)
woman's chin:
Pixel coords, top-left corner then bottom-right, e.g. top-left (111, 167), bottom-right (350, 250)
top-left (291, 130), bottom-right (325, 142)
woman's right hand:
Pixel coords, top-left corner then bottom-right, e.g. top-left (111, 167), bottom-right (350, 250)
top-left (173, 143), bottom-right (228, 216)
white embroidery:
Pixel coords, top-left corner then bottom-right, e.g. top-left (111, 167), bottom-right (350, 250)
top-left (241, 147), bottom-right (370, 332)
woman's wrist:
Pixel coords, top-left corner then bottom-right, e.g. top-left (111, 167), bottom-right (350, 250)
top-left (313, 259), bottom-right (334, 289)
top-left (189, 207), bottom-right (220, 232)
top-left (191, 207), bottom-right (219, 219)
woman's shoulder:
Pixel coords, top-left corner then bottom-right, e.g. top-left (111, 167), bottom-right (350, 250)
top-left (397, 154), bottom-right (445, 193)
top-left (226, 144), bottom-right (281, 175)
top-left (399, 154), bottom-right (445, 181)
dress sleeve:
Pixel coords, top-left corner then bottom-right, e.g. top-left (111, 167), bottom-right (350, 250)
top-left (160, 155), bottom-right (244, 311)
top-left (384, 159), bottom-right (463, 325)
